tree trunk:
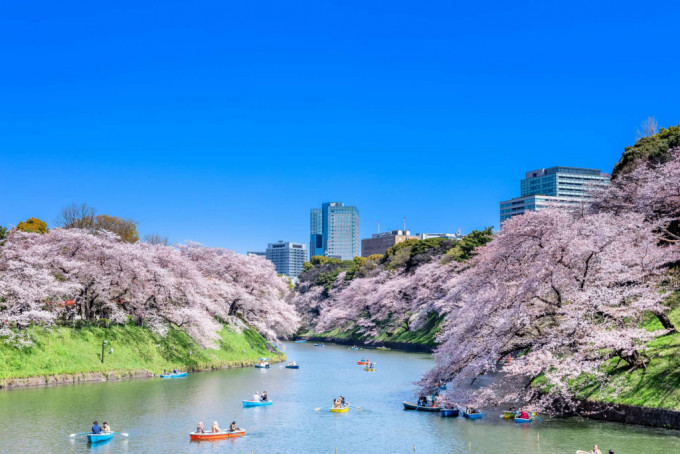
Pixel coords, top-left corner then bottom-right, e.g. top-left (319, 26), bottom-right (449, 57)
top-left (653, 311), bottom-right (676, 332)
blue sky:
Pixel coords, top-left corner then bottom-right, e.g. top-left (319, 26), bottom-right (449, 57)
top-left (1, 1), bottom-right (679, 253)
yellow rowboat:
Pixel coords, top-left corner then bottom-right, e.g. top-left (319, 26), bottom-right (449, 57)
top-left (502, 411), bottom-right (517, 419)
top-left (376, 347), bottom-right (391, 351)
top-left (330, 404), bottom-right (350, 413)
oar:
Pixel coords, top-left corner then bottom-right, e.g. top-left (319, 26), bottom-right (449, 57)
top-left (314, 407), bottom-right (321, 411)
top-left (112, 432), bottom-right (129, 437)
top-left (533, 416), bottom-right (543, 421)
top-left (69, 432), bottom-right (91, 438)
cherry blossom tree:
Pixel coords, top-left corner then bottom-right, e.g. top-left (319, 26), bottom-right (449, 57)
top-left (0, 228), bottom-right (299, 348)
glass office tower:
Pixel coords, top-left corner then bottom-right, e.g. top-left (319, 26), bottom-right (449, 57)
top-left (309, 202), bottom-right (360, 260)
top-left (500, 166), bottom-right (610, 223)
top-left (266, 241), bottom-right (307, 277)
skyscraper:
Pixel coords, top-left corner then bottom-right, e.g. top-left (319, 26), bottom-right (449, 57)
top-left (265, 241), bottom-right (307, 278)
top-left (309, 208), bottom-right (324, 259)
top-left (500, 166), bottom-right (610, 223)
top-left (309, 202), bottom-right (360, 260)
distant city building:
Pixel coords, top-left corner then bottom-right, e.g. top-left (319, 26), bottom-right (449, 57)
top-left (265, 241), bottom-right (307, 277)
top-left (309, 202), bottom-right (360, 260)
top-left (418, 230), bottom-right (464, 241)
top-left (247, 251), bottom-right (266, 258)
top-left (500, 166), bottom-right (610, 223)
top-left (361, 229), bottom-right (418, 257)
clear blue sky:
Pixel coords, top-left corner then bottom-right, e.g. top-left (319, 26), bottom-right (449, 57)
top-left (1, 1), bottom-right (679, 253)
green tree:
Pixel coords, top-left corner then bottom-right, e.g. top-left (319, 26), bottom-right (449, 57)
top-left (612, 122), bottom-right (680, 177)
top-left (0, 225), bottom-right (7, 241)
top-left (95, 215), bottom-right (140, 243)
top-left (16, 217), bottom-right (49, 234)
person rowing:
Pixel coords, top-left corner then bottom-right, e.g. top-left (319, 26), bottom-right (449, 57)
top-left (91, 420), bottom-right (102, 434)
top-left (102, 422), bottom-right (111, 434)
top-left (518, 409), bottom-right (530, 419)
top-left (229, 421), bottom-right (240, 432)
top-left (195, 421), bottom-right (206, 434)
top-left (261, 391), bottom-right (268, 401)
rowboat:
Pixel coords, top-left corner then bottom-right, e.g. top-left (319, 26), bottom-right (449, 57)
top-left (502, 410), bottom-right (518, 419)
top-left (294, 340), bottom-right (307, 343)
top-left (363, 366), bottom-right (375, 372)
top-left (87, 433), bottom-right (114, 443)
top-left (357, 359), bottom-right (369, 365)
top-left (242, 400), bottom-right (273, 407)
top-left (403, 401), bottom-right (440, 412)
top-left (330, 404), bottom-right (350, 413)
top-left (440, 408), bottom-right (460, 417)
top-left (376, 346), bottom-right (391, 351)
top-left (313, 343), bottom-right (325, 347)
top-left (190, 430), bottom-right (246, 440)
top-left (514, 416), bottom-right (533, 423)
top-left (285, 364), bottom-right (299, 369)
top-left (160, 372), bottom-right (187, 379)
top-left (349, 346), bottom-right (360, 350)
top-left (254, 363), bottom-right (269, 369)
top-left (463, 411), bottom-right (485, 419)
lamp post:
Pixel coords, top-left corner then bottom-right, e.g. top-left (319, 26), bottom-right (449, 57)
top-left (101, 340), bottom-right (107, 363)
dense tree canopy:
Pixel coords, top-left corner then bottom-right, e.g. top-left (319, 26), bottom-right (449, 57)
top-left (16, 217), bottom-right (48, 234)
top-left (0, 229), bottom-right (299, 348)
top-left (612, 122), bottom-right (680, 177)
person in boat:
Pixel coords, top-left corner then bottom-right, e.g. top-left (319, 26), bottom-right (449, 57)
top-left (210, 421), bottom-right (220, 433)
top-left (196, 421), bottom-right (206, 434)
top-left (91, 421), bottom-right (102, 434)
top-left (229, 421), bottom-right (239, 432)
top-left (261, 391), bottom-right (268, 401)
top-left (518, 409), bottom-right (530, 420)
top-left (591, 445), bottom-right (602, 454)
top-left (172, 369), bottom-right (177, 374)
top-left (417, 396), bottom-right (427, 406)
top-left (253, 391), bottom-right (260, 401)
top-left (102, 422), bottom-right (111, 433)
top-left (163, 369), bottom-right (167, 375)
top-left (333, 398), bottom-right (341, 408)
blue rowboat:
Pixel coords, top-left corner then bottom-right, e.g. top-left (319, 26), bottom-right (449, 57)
top-left (313, 343), bottom-right (325, 347)
top-left (294, 340), bottom-right (307, 343)
top-left (242, 400), bottom-right (273, 407)
top-left (87, 433), bottom-right (114, 443)
top-left (463, 412), bottom-right (485, 419)
top-left (440, 408), bottom-right (460, 417)
top-left (254, 363), bottom-right (269, 369)
top-left (285, 364), bottom-right (299, 369)
top-left (514, 416), bottom-right (533, 423)
top-left (160, 372), bottom-right (187, 379)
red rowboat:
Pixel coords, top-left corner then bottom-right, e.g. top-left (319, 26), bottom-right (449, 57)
top-left (190, 430), bottom-right (246, 441)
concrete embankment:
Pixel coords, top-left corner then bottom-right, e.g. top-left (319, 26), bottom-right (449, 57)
top-left (0, 357), bottom-right (282, 390)
top-left (576, 400), bottom-right (680, 431)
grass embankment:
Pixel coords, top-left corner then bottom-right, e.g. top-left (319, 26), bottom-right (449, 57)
top-left (301, 312), bottom-right (445, 348)
top-left (575, 295), bottom-right (680, 410)
top-left (0, 324), bottom-right (282, 380)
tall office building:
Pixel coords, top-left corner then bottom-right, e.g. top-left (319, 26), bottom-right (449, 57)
top-left (265, 241), bottom-right (307, 277)
top-left (309, 208), bottom-right (324, 259)
top-left (309, 202), bottom-right (360, 260)
top-left (500, 166), bottom-right (610, 223)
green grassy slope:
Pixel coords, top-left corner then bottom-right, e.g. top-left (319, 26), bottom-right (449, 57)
top-left (575, 297), bottom-right (680, 410)
top-left (0, 324), bottom-right (283, 380)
